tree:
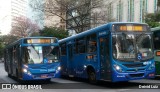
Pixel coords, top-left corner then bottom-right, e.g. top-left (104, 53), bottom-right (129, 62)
top-left (10, 16), bottom-right (40, 37)
top-left (0, 35), bottom-right (19, 58)
top-left (158, 0), bottom-right (160, 6)
top-left (145, 13), bottom-right (160, 28)
top-left (40, 27), bottom-right (68, 39)
top-left (30, 0), bottom-right (111, 33)
top-left (0, 36), bottom-right (4, 58)
top-left (1, 35), bottom-right (19, 46)
top-left (30, 32), bottom-right (40, 37)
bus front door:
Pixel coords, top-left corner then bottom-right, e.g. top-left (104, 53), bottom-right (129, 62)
top-left (67, 44), bottom-right (74, 77)
top-left (99, 37), bottom-right (111, 80)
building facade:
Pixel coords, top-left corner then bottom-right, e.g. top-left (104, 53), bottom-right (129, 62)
top-left (11, 0), bottom-right (28, 29)
top-left (27, 0), bottom-right (44, 29)
top-left (65, 0), bottom-right (158, 35)
top-left (104, 0), bottom-right (158, 23)
top-left (44, 0), bottom-right (66, 29)
top-left (0, 0), bottom-right (28, 35)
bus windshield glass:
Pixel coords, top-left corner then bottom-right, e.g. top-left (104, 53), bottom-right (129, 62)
top-left (153, 31), bottom-right (160, 50)
top-left (23, 46), bottom-right (59, 64)
top-left (112, 33), bottom-right (153, 61)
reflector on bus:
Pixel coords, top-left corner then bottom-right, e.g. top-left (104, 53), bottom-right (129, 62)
top-left (156, 51), bottom-right (160, 56)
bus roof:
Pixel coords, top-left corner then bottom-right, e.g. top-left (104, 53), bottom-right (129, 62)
top-left (5, 37), bottom-right (58, 48)
top-left (59, 22), bottom-right (148, 43)
top-left (151, 27), bottom-right (160, 32)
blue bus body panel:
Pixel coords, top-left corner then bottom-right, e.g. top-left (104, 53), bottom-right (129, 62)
top-left (60, 22), bottom-right (147, 43)
top-left (111, 59), bottom-right (155, 82)
top-left (4, 37), bottom-right (61, 81)
top-left (59, 22), bottom-right (155, 82)
top-left (22, 62), bottom-right (61, 80)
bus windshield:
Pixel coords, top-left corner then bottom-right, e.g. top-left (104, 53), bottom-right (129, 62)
top-left (24, 46), bottom-right (59, 64)
top-left (153, 31), bottom-right (160, 50)
top-left (137, 34), bottom-right (153, 60)
top-left (112, 33), bottom-right (153, 61)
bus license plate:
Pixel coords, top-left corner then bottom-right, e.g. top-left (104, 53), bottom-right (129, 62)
top-left (41, 75), bottom-right (47, 78)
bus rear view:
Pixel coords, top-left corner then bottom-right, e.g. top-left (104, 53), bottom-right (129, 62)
top-left (4, 37), bottom-right (61, 81)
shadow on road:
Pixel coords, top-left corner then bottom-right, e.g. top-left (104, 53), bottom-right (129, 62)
top-left (47, 77), bottom-right (148, 89)
top-left (6, 75), bottom-right (153, 89)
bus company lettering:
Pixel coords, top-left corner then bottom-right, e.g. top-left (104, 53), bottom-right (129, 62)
top-left (117, 75), bottom-right (125, 78)
top-left (99, 31), bottom-right (107, 36)
top-left (40, 69), bottom-right (48, 72)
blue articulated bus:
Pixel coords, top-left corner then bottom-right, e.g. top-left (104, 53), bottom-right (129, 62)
top-left (4, 37), bottom-right (61, 81)
top-left (59, 22), bottom-right (155, 83)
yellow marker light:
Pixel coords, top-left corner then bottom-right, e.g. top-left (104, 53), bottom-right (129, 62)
top-left (27, 39), bottom-right (51, 43)
top-left (156, 51), bottom-right (160, 56)
top-left (127, 26), bottom-right (133, 30)
top-left (134, 26), bottom-right (142, 31)
top-left (120, 26), bottom-right (127, 30)
top-left (119, 26), bottom-right (143, 31)
top-left (27, 39), bottom-right (32, 43)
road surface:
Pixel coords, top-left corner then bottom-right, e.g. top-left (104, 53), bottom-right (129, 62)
top-left (0, 63), bottom-right (160, 92)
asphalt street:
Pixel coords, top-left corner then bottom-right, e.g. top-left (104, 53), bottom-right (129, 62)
top-left (0, 63), bottom-right (160, 92)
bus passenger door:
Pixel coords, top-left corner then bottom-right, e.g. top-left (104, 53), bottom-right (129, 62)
top-left (99, 37), bottom-right (111, 80)
top-left (67, 44), bottom-right (74, 76)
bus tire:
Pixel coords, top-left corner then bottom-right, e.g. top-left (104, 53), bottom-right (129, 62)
top-left (8, 73), bottom-right (11, 77)
top-left (46, 78), bottom-right (51, 82)
top-left (88, 69), bottom-right (97, 84)
top-left (16, 69), bottom-right (19, 81)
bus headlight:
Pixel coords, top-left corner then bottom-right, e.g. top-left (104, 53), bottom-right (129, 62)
top-left (23, 68), bottom-right (27, 73)
top-left (114, 64), bottom-right (122, 72)
top-left (57, 66), bottom-right (61, 71)
top-left (24, 64), bottom-right (28, 68)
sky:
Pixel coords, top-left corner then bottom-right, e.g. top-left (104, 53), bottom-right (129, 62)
top-left (0, 0), bottom-right (44, 35)
top-left (0, 0), bottom-right (11, 35)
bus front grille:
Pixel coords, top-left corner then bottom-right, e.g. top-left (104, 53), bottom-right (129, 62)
top-left (123, 63), bottom-right (146, 68)
top-left (129, 73), bottom-right (144, 78)
top-left (126, 68), bottom-right (145, 72)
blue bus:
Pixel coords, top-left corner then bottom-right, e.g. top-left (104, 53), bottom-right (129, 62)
top-left (151, 27), bottom-right (160, 76)
top-left (4, 37), bottom-right (61, 81)
top-left (59, 22), bottom-right (155, 83)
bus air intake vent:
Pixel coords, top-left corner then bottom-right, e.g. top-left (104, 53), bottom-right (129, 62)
top-left (123, 63), bottom-right (145, 68)
top-left (129, 73), bottom-right (144, 78)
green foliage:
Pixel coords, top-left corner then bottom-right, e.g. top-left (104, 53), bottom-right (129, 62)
top-left (0, 35), bottom-right (19, 58)
top-left (0, 36), bottom-right (4, 58)
top-left (145, 13), bottom-right (160, 28)
top-left (40, 27), bottom-right (68, 39)
top-left (30, 32), bottom-right (40, 37)
top-left (158, 0), bottom-right (160, 6)
top-left (1, 35), bottom-right (19, 46)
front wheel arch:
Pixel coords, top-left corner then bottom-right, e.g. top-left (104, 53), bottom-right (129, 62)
top-left (86, 66), bottom-right (97, 84)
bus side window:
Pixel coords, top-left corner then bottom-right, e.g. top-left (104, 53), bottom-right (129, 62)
top-left (13, 46), bottom-right (17, 64)
top-left (76, 38), bottom-right (86, 54)
top-left (60, 43), bottom-right (66, 55)
top-left (23, 47), bottom-right (29, 64)
top-left (87, 34), bottom-right (97, 53)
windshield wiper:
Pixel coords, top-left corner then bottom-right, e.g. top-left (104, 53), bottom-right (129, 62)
top-left (136, 32), bottom-right (146, 42)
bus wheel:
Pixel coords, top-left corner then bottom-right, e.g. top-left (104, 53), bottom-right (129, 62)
top-left (8, 73), bottom-right (11, 77)
top-left (88, 69), bottom-right (97, 84)
top-left (16, 69), bottom-right (19, 81)
top-left (46, 78), bottom-right (51, 82)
